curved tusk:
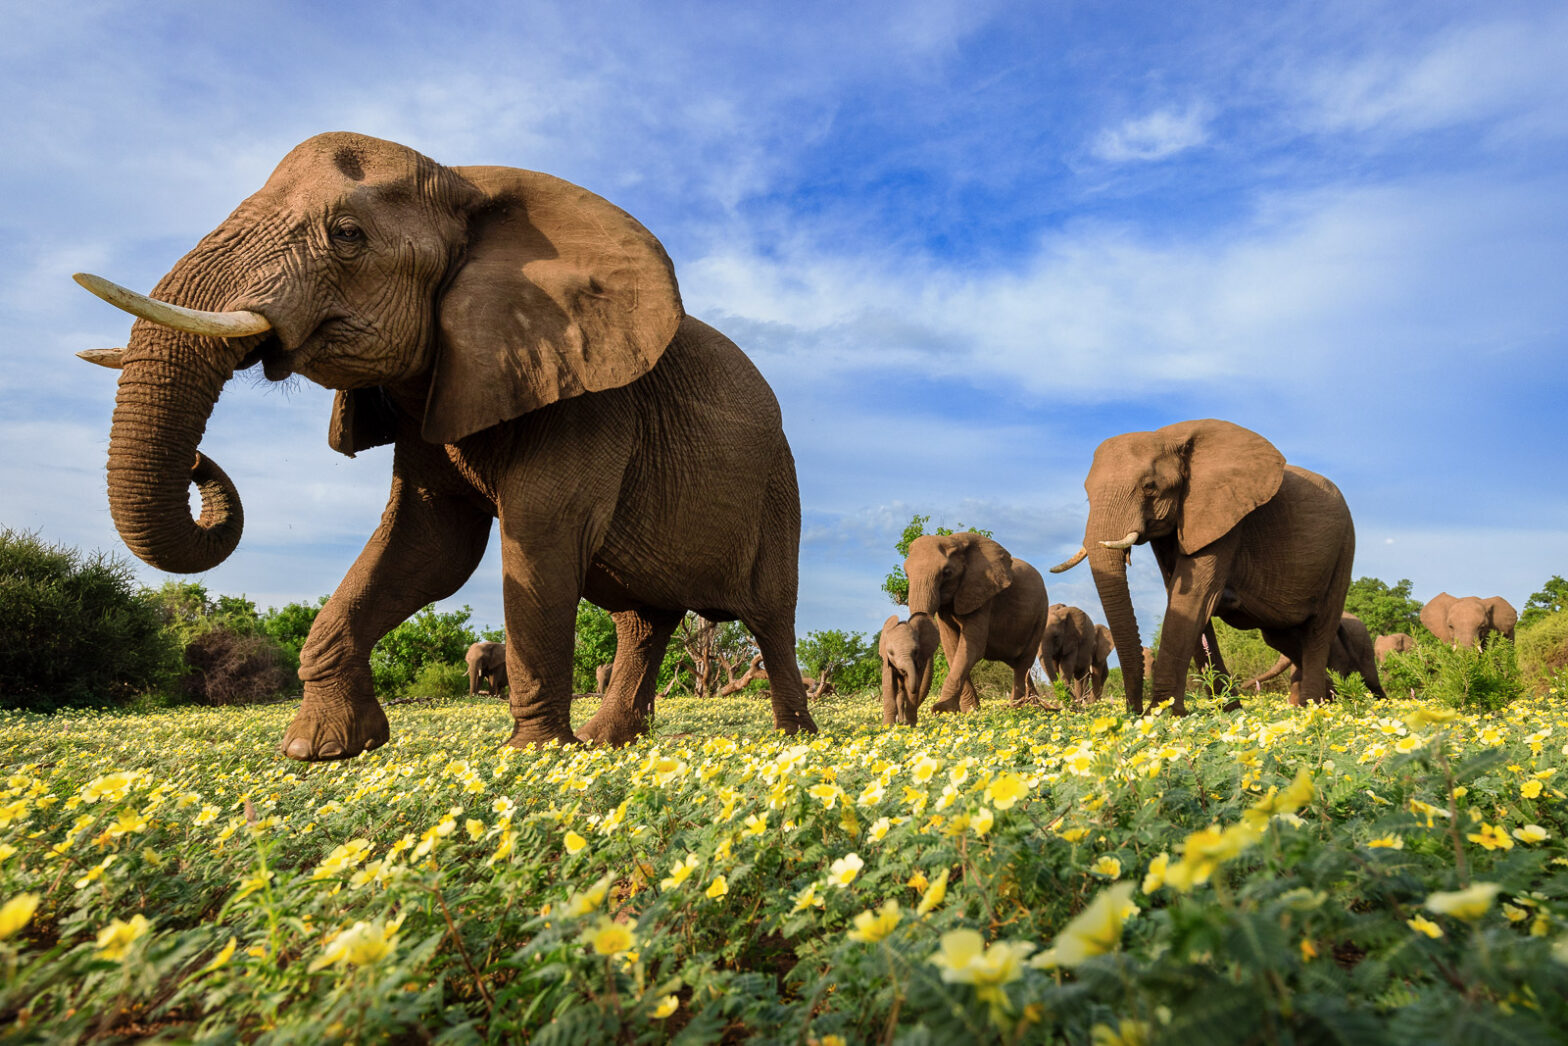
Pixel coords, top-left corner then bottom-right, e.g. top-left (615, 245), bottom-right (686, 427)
top-left (1049, 546), bottom-right (1088, 574)
top-left (74, 272), bottom-right (272, 338)
top-left (76, 347), bottom-right (126, 370)
top-left (1098, 530), bottom-right (1141, 551)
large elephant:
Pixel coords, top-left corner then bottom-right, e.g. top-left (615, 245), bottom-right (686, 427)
top-left (74, 132), bottom-right (817, 760)
top-left (904, 533), bottom-right (1048, 711)
top-left (1241, 613), bottom-right (1386, 700)
top-left (1039, 604), bottom-right (1108, 704)
top-left (878, 613), bottom-right (940, 726)
top-left (1052, 419), bottom-right (1354, 715)
top-left (1373, 632), bottom-right (1416, 663)
top-left (1420, 593), bottom-right (1518, 649)
top-left (465, 641), bottom-right (508, 697)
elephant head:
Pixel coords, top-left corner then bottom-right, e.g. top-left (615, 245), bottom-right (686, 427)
top-left (879, 612), bottom-right (940, 725)
top-left (76, 132), bottom-right (682, 574)
top-left (1051, 419), bottom-right (1285, 712)
top-left (904, 532), bottom-right (1013, 619)
top-left (1420, 593), bottom-right (1519, 648)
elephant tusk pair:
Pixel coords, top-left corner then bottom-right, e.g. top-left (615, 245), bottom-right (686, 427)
top-left (73, 272), bottom-right (272, 341)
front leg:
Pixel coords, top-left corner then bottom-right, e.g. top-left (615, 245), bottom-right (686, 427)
top-left (282, 446), bottom-right (492, 761)
top-left (1152, 544), bottom-right (1233, 716)
top-left (931, 612), bottom-right (988, 713)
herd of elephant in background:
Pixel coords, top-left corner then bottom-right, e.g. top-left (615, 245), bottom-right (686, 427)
top-left (68, 132), bottom-right (1529, 762)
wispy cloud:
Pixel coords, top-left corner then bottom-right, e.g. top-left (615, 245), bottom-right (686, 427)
top-left (1090, 105), bottom-right (1211, 163)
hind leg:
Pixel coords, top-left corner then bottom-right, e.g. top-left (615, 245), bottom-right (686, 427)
top-left (578, 608), bottom-right (681, 745)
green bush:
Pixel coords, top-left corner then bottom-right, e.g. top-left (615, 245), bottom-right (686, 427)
top-left (573, 600), bottom-right (617, 693)
top-left (0, 528), bottom-right (179, 710)
top-left (260, 596), bottom-right (327, 675)
top-left (1379, 645), bottom-right (1437, 698)
top-left (406, 660), bottom-right (471, 699)
top-left (145, 582), bottom-right (295, 705)
top-left (1425, 638), bottom-right (1523, 713)
top-left (371, 604), bottom-right (479, 697)
top-left (1517, 608), bottom-right (1568, 694)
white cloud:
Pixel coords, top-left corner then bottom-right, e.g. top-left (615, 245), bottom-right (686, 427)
top-left (1090, 105), bottom-right (1211, 163)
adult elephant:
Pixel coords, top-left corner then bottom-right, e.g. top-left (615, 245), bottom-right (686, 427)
top-left (1420, 593), bottom-right (1518, 649)
top-left (878, 613), bottom-right (940, 726)
top-left (1040, 604), bottom-right (1106, 704)
top-left (74, 132), bottom-right (817, 760)
top-left (1052, 419), bottom-right (1354, 715)
top-left (904, 533), bottom-right (1048, 711)
top-left (1374, 632), bottom-right (1416, 663)
top-left (465, 641), bottom-right (508, 697)
top-left (1241, 613), bottom-right (1386, 700)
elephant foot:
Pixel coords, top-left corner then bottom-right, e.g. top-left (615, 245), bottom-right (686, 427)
top-left (279, 700), bottom-right (389, 762)
top-left (574, 709), bottom-right (647, 747)
top-left (774, 707), bottom-right (818, 734)
top-left (929, 697), bottom-right (961, 714)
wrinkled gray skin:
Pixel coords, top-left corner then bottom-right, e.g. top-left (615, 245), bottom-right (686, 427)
top-left (905, 532), bottom-right (1048, 712)
top-left (465, 641), bottom-right (507, 697)
top-left (1039, 604), bottom-right (1100, 704)
top-left (879, 613), bottom-right (940, 726)
top-left (1420, 593), bottom-right (1518, 649)
top-left (1243, 612), bottom-right (1386, 700)
top-left (1374, 632), bottom-right (1416, 663)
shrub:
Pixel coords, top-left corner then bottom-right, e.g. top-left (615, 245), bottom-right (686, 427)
top-left (371, 605), bottom-right (479, 697)
top-left (260, 596), bottom-right (328, 675)
top-left (406, 661), bottom-right (471, 699)
top-left (0, 528), bottom-right (179, 710)
top-left (1379, 645), bottom-right (1437, 698)
top-left (1425, 638), bottom-right (1523, 713)
top-left (573, 600), bottom-right (617, 693)
top-left (180, 629), bottom-right (291, 705)
top-left (1517, 608), bottom-right (1568, 694)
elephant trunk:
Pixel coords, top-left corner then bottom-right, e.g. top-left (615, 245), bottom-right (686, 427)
top-left (1086, 502), bottom-right (1144, 714)
top-left (906, 571), bottom-right (941, 618)
top-left (105, 323), bottom-right (250, 574)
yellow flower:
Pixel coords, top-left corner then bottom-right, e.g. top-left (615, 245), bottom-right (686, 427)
top-left (1367, 835), bottom-right (1404, 849)
top-left (911, 755), bottom-right (942, 783)
top-left (312, 839), bottom-right (373, 879)
top-left (847, 899), bottom-right (901, 943)
top-left (917, 868), bottom-right (950, 917)
top-left (971, 807), bottom-right (995, 837)
top-left (742, 813), bottom-right (767, 837)
top-left (1300, 938), bottom-right (1318, 961)
top-left (308, 916), bottom-right (402, 971)
top-left (1467, 823), bottom-right (1514, 851)
top-left (868, 816), bottom-right (892, 842)
top-left (75, 854), bottom-right (117, 890)
top-left (233, 869), bottom-right (274, 902)
top-left (827, 853), bottom-right (864, 888)
top-left (807, 783), bottom-right (840, 808)
top-left (1513, 824), bottom-right (1550, 844)
top-left (566, 873), bottom-right (614, 916)
top-left (1404, 706), bottom-right (1459, 731)
top-left (1090, 856), bottom-right (1122, 878)
top-left (705, 875), bottom-right (729, 900)
top-left (652, 994), bottom-right (679, 1019)
top-left (586, 915), bottom-right (636, 957)
top-left (1520, 780), bottom-right (1544, 800)
top-left (0, 894), bottom-right (40, 939)
top-left (1092, 1019), bottom-right (1153, 1046)
top-left (790, 882), bottom-right (825, 913)
top-left (563, 830), bottom-right (588, 855)
top-left (1503, 903), bottom-right (1530, 923)
top-left (1141, 853), bottom-right (1169, 893)
top-left (95, 915), bottom-right (152, 961)
top-left (195, 936), bottom-right (237, 975)
top-left (928, 929), bottom-right (1033, 1006)
top-left (1058, 827), bottom-right (1089, 843)
top-left (984, 772), bottom-right (1029, 810)
top-left (465, 818), bottom-right (486, 840)
top-left (906, 870), bottom-right (930, 892)
top-left (1050, 882), bottom-right (1137, 966)
top-left (1407, 914), bottom-right (1444, 938)
top-left (1425, 882), bottom-right (1501, 921)
top-left (661, 853), bottom-right (701, 890)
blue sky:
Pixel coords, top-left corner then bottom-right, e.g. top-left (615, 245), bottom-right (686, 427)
top-left (3, 1), bottom-right (1565, 661)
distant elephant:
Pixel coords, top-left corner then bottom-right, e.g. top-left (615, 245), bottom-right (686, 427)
top-left (75, 132), bottom-right (817, 760)
top-left (595, 663), bottom-right (613, 694)
top-left (1053, 419), bottom-right (1354, 714)
top-left (1242, 613), bottom-right (1386, 700)
top-left (905, 533), bottom-right (1049, 711)
top-left (1420, 593), bottom-right (1518, 649)
top-left (465, 641), bottom-right (508, 697)
top-left (1039, 605), bottom-right (1105, 704)
top-left (1374, 632), bottom-right (1416, 663)
top-left (879, 613), bottom-right (940, 725)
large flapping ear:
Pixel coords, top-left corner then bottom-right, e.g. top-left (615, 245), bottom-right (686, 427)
top-left (424, 166), bottom-right (684, 445)
top-left (1165, 419), bottom-right (1286, 554)
top-left (954, 533), bottom-right (1014, 615)
top-left (878, 615), bottom-right (900, 655)
top-left (1420, 592), bottom-right (1456, 641)
top-left (328, 387), bottom-right (399, 457)
top-left (1484, 597), bottom-right (1518, 637)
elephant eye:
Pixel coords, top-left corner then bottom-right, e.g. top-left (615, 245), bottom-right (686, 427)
top-left (330, 218), bottom-right (366, 246)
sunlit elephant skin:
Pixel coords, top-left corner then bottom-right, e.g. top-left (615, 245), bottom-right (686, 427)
top-left (879, 613), bottom-right (940, 726)
top-left (77, 132), bottom-right (817, 761)
top-left (1053, 419), bottom-right (1355, 715)
top-left (1040, 604), bottom-right (1109, 704)
top-left (1420, 593), bottom-right (1518, 649)
top-left (904, 532), bottom-right (1049, 712)
top-left (465, 641), bottom-right (508, 697)
top-left (1242, 612), bottom-right (1386, 701)
top-left (1373, 632), bottom-right (1416, 663)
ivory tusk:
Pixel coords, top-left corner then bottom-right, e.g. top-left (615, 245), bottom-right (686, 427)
top-left (74, 272), bottom-right (272, 338)
top-left (1099, 530), bottom-right (1141, 550)
top-left (1049, 546), bottom-right (1088, 574)
top-left (76, 347), bottom-right (126, 370)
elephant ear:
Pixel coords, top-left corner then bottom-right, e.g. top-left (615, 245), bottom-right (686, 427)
top-left (1166, 419), bottom-right (1286, 555)
top-left (1421, 592), bottom-right (1456, 641)
top-left (1484, 597), bottom-right (1518, 638)
top-left (878, 615), bottom-right (900, 655)
top-left (328, 386), bottom-right (399, 457)
top-left (1095, 625), bottom-right (1114, 658)
top-left (954, 534), bottom-right (1014, 615)
top-left (423, 166), bottom-right (684, 445)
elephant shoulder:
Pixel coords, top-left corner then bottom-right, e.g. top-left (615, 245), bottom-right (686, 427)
top-left (645, 315), bottom-right (783, 427)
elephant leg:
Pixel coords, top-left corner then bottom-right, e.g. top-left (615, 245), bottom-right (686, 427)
top-left (934, 621), bottom-right (987, 713)
top-left (499, 533), bottom-right (594, 748)
top-left (578, 608), bottom-right (680, 745)
top-left (1008, 659), bottom-right (1032, 706)
top-left (282, 464), bottom-right (491, 761)
top-left (468, 663), bottom-right (481, 696)
top-left (881, 662), bottom-right (898, 726)
top-left (1153, 552), bottom-right (1230, 716)
top-left (749, 613), bottom-right (819, 734)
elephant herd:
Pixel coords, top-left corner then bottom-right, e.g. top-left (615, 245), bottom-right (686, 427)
top-left (70, 132), bottom-right (1520, 763)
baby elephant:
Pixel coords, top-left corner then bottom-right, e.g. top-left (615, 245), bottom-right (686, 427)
top-left (1374, 633), bottom-right (1416, 663)
top-left (465, 641), bottom-right (508, 697)
top-left (879, 613), bottom-right (940, 726)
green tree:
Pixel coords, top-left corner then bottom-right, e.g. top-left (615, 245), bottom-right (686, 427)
top-left (260, 596), bottom-right (328, 672)
top-left (573, 600), bottom-right (617, 693)
top-left (1521, 575), bottom-right (1568, 628)
top-left (796, 628), bottom-right (877, 693)
top-left (371, 605), bottom-right (479, 697)
top-left (882, 513), bottom-right (994, 605)
top-left (1343, 577), bottom-right (1425, 638)
top-left (145, 582), bottom-right (293, 705)
top-left (0, 528), bottom-right (179, 710)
